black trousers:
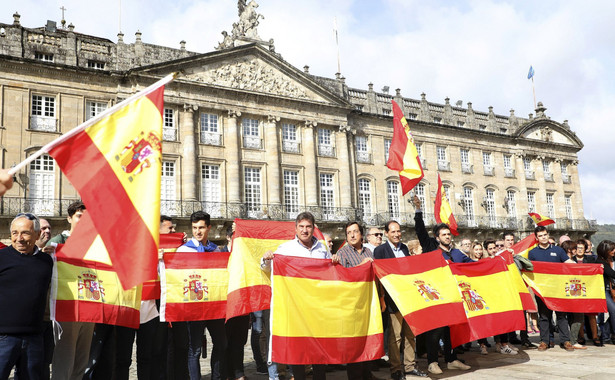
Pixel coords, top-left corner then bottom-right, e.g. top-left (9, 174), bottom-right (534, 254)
top-left (291, 364), bottom-right (326, 380)
top-left (424, 327), bottom-right (456, 364)
top-left (84, 324), bottom-right (136, 380)
top-left (225, 315), bottom-right (250, 379)
top-left (166, 322), bottom-right (189, 380)
top-left (136, 316), bottom-right (168, 380)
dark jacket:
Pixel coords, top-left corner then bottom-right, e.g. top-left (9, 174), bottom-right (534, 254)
top-left (414, 210), bottom-right (472, 263)
top-left (374, 242), bottom-right (409, 313)
top-left (593, 256), bottom-right (615, 290)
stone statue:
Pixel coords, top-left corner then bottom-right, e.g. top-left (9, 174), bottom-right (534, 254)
top-left (236, 0), bottom-right (264, 39)
top-left (216, 31), bottom-right (234, 50)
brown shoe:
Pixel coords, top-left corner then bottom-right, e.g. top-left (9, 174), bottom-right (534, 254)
top-left (537, 341), bottom-right (548, 351)
top-left (563, 341), bottom-right (575, 352)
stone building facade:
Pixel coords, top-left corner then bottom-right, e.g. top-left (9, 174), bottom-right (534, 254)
top-left (0, 9), bottom-right (595, 243)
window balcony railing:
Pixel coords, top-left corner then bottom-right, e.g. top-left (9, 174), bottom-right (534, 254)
top-left (356, 151), bottom-right (372, 163)
top-left (242, 136), bottom-right (262, 149)
top-left (282, 140), bottom-right (301, 153)
top-left (461, 163), bottom-right (473, 174)
top-left (30, 116), bottom-right (57, 132)
top-left (483, 166), bottom-right (495, 176)
top-left (504, 168), bottom-right (515, 178)
top-left (525, 170), bottom-right (535, 180)
top-left (420, 158), bottom-right (427, 169)
top-left (163, 127), bottom-right (177, 141)
top-left (562, 174), bottom-right (572, 184)
top-left (438, 160), bottom-right (451, 171)
top-left (318, 145), bottom-right (336, 157)
top-left (201, 131), bottom-right (222, 146)
top-left (0, 197), bottom-right (79, 217)
top-left (544, 173), bottom-right (554, 182)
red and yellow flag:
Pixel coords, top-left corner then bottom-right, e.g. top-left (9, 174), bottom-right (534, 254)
top-left (141, 233), bottom-right (184, 301)
top-left (434, 173), bottom-right (458, 236)
top-left (498, 252), bottom-right (536, 311)
top-left (521, 262), bottom-right (606, 313)
top-left (271, 256), bottom-right (383, 364)
top-left (226, 219), bottom-right (326, 319)
top-left (54, 248), bottom-right (141, 329)
top-left (46, 75), bottom-right (175, 290)
top-left (511, 234), bottom-right (538, 258)
top-left (529, 212), bottom-right (555, 227)
top-left (161, 251), bottom-right (230, 322)
top-left (373, 251), bottom-right (465, 335)
top-left (449, 259), bottom-right (525, 347)
top-left (386, 100), bottom-right (424, 195)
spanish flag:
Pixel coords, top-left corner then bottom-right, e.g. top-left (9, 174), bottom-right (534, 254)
top-left (271, 256), bottom-right (383, 364)
top-left (386, 100), bottom-right (424, 195)
top-left (141, 233), bottom-right (185, 301)
top-left (45, 74), bottom-right (176, 290)
top-left (529, 212), bottom-right (555, 226)
top-left (160, 251), bottom-right (230, 322)
top-left (498, 252), bottom-right (536, 311)
top-left (449, 258), bottom-right (525, 347)
top-left (434, 173), bottom-right (458, 236)
top-left (511, 234), bottom-right (538, 259)
top-left (226, 219), bottom-right (326, 319)
top-left (521, 262), bottom-right (606, 313)
top-left (54, 248), bottom-right (141, 329)
top-left (372, 251), bottom-right (465, 335)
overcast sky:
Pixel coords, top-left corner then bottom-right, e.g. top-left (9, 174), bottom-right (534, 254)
top-left (4, 0), bottom-right (615, 223)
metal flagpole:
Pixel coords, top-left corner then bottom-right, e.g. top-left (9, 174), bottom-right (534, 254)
top-left (334, 17), bottom-right (341, 74)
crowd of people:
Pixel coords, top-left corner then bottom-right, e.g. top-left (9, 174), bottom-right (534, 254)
top-left (1, 185), bottom-right (615, 380)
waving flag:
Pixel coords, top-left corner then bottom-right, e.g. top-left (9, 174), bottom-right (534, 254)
top-left (141, 233), bottom-right (185, 300)
top-left (373, 251), bottom-right (465, 335)
top-left (521, 262), bottom-right (606, 313)
top-left (449, 258), bottom-right (525, 347)
top-left (529, 212), bottom-right (555, 227)
top-left (386, 100), bottom-right (424, 195)
top-left (226, 219), bottom-right (326, 319)
top-left (527, 66), bottom-right (535, 80)
top-left (271, 256), bottom-right (383, 364)
top-left (434, 173), bottom-right (458, 235)
top-left (498, 251), bottom-right (536, 310)
top-left (511, 234), bottom-right (538, 258)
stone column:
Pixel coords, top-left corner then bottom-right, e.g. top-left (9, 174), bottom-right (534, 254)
top-left (180, 104), bottom-right (198, 201)
top-left (514, 152), bottom-right (528, 222)
top-left (337, 124), bottom-right (354, 208)
top-left (265, 115), bottom-right (281, 205)
top-left (569, 160), bottom-right (585, 217)
top-left (553, 158), bottom-right (567, 218)
top-left (225, 110), bottom-right (242, 204)
top-left (303, 120), bottom-right (318, 207)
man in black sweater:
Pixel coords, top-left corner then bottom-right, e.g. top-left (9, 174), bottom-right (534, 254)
top-left (0, 213), bottom-right (53, 379)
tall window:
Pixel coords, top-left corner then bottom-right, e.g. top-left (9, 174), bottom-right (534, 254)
top-left (415, 183), bottom-right (426, 212)
top-left (31, 95), bottom-right (56, 131)
top-left (163, 108), bottom-right (177, 141)
top-left (28, 154), bottom-right (55, 216)
top-left (485, 188), bottom-right (496, 226)
top-left (244, 168), bottom-right (262, 217)
top-left (546, 193), bottom-right (555, 218)
top-left (317, 128), bottom-right (334, 156)
top-left (161, 161), bottom-right (177, 215)
top-left (506, 190), bottom-right (517, 218)
top-left (415, 143), bottom-right (425, 168)
top-left (283, 170), bottom-right (300, 218)
top-left (543, 160), bottom-right (553, 181)
top-left (86, 101), bottom-right (107, 121)
top-left (320, 173), bottom-right (335, 218)
top-left (561, 163), bottom-right (571, 183)
top-left (242, 118), bottom-right (261, 149)
top-left (356, 136), bottom-right (370, 163)
top-left (437, 146), bottom-right (449, 171)
top-left (527, 191), bottom-right (536, 213)
top-left (282, 123), bottom-right (300, 153)
top-left (483, 152), bottom-right (494, 175)
top-left (524, 157), bottom-right (534, 179)
top-left (503, 154), bottom-right (514, 177)
top-left (463, 187), bottom-right (475, 226)
top-left (358, 179), bottom-right (372, 217)
top-left (200, 113), bottom-right (221, 145)
top-left (565, 195), bottom-right (573, 219)
top-left (460, 148), bottom-right (471, 173)
top-left (384, 139), bottom-right (392, 162)
top-left (387, 181), bottom-right (400, 218)
top-left (202, 164), bottom-right (221, 217)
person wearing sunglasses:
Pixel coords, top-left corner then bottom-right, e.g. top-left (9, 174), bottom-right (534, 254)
top-left (0, 212), bottom-right (53, 379)
top-left (364, 227), bottom-right (383, 253)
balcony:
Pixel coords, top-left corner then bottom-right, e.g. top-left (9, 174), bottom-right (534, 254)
top-left (163, 127), bottom-right (177, 141)
top-left (30, 116), bottom-right (57, 132)
top-left (456, 215), bottom-right (521, 230)
top-left (562, 174), bottom-right (572, 184)
top-left (504, 168), bottom-right (516, 178)
top-left (438, 160), bottom-right (451, 172)
top-left (318, 144), bottom-right (336, 157)
top-left (461, 163), bottom-right (473, 174)
top-left (420, 158), bottom-right (427, 169)
top-left (544, 173), bottom-right (554, 182)
top-left (242, 136), bottom-right (262, 149)
top-left (356, 151), bottom-right (372, 163)
top-left (201, 131), bottom-right (222, 146)
top-left (282, 140), bottom-right (301, 153)
top-left (483, 166), bottom-right (494, 176)
top-left (525, 170), bottom-right (535, 180)
top-left (0, 197), bottom-right (79, 217)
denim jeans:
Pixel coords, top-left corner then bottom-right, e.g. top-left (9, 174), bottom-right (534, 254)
top-left (187, 319), bottom-right (227, 380)
top-left (0, 333), bottom-right (44, 380)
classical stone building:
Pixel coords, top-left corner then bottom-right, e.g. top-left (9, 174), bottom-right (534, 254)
top-left (0, 8), bottom-right (595, 243)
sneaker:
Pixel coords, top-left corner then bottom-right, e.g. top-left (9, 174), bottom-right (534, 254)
top-left (572, 343), bottom-right (587, 350)
top-left (537, 341), bottom-right (548, 351)
top-left (499, 345), bottom-right (518, 355)
top-left (480, 344), bottom-right (488, 355)
top-left (447, 360), bottom-right (471, 370)
top-left (507, 344), bottom-right (519, 352)
top-left (563, 341), bottom-right (575, 352)
top-left (522, 339), bottom-right (537, 349)
top-left (427, 362), bottom-right (442, 375)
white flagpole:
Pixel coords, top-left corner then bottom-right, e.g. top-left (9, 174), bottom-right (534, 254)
top-left (334, 17), bottom-right (341, 74)
top-left (8, 72), bottom-right (178, 176)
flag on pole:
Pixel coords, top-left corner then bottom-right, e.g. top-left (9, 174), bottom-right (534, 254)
top-left (521, 262), bottom-right (606, 313)
top-left (372, 251), bottom-right (466, 335)
top-left (434, 173), bottom-right (458, 236)
top-left (141, 233), bottom-right (184, 301)
top-left (387, 100), bottom-right (424, 195)
top-left (45, 75), bottom-right (175, 290)
top-left (527, 66), bottom-right (534, 80)
top-left (528, 212), bottom-right (555, 227)
top-left (510, 234), bottom-right (538, 259)
top-left (271, 256), bottom-right (383, 364)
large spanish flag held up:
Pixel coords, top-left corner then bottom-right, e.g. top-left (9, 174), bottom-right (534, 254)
top-left (497, 252), bottom-right (536, 311)
top-left (511, 234), bottom-right (538, 259)
top-left (434, 173), bottom-right (458, 236)
top-left (386, 100), bottom-right (424, 195)
top-left (160, 251), bottom-right (231, 322)
top-left (449, 258), bottom-right (525, 347)
top-left (271, 256), bottom-right (383, 365)
top-left (54, 246), bottom-right (141, 329)
top-left (35, 74), bottom-right (175, 290)
top-left (521, 262), bottom-right (606, 313)
top-left (141, 233), bottom-right (185, 301)
top-left (226, 219), bottom-right (327, 319)
top-left (372, 251), bottom-right (465, 336)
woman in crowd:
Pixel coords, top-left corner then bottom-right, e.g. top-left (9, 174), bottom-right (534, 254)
top-left (596, 240), bottom-right (615, 345)
top-left (562, 240), bottom-right (587, 349)
top-left (470, 241), bottom-right (484, 261)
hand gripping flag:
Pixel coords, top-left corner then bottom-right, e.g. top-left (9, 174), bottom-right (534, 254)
top-left (271, 256), bottom-right (383, 364)
top-left (510, 234), bottom-right (538, 258)
top-left (434, 173), bottom-right (458, 235)
top-left (372, 251), bottom-right (465, 335)
top-left (449, 258), bottom-right (525, 347)
top-left (43, 74), bottom-right (176, 290)
top-left (226, 219), bottom-right (327, 319)
top-left (141, 233), bottom-right (185, 301)
top-left (521, 262), bottom-right (606, 313)
top-left (528, 212), bottom-right (555, 227)
top-left (386, 100), bottom-right (424, 195)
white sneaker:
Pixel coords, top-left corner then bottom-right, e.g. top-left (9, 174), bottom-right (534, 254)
top-left (508, 344), bottom-right (519, 352)
top-left (480, 344), bottom-right (488, 355)
top-left (428, 362), bottom-right (443, 374)
top-left (447, 360), bottom-right (471, 370)
top-left (499, 344), bottom-right (518, 355)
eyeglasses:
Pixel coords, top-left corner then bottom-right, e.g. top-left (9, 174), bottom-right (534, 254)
top-left (371, 233), bottom-right (383, 237)
top-left (16, 212), bottom-right (37, 220)
top-left (496, 244), bottom-right (504, 248)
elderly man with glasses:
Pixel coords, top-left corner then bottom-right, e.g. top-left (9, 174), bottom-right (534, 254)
top-left (364, 227), bottom-right (383, 252)
top-left (0, 212), bottom-right (53, 379)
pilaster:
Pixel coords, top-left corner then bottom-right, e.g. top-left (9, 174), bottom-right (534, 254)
top-left (225, 110), bottom-right (242, 203)
top-left (180, 104), bottom-right (198, 201)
